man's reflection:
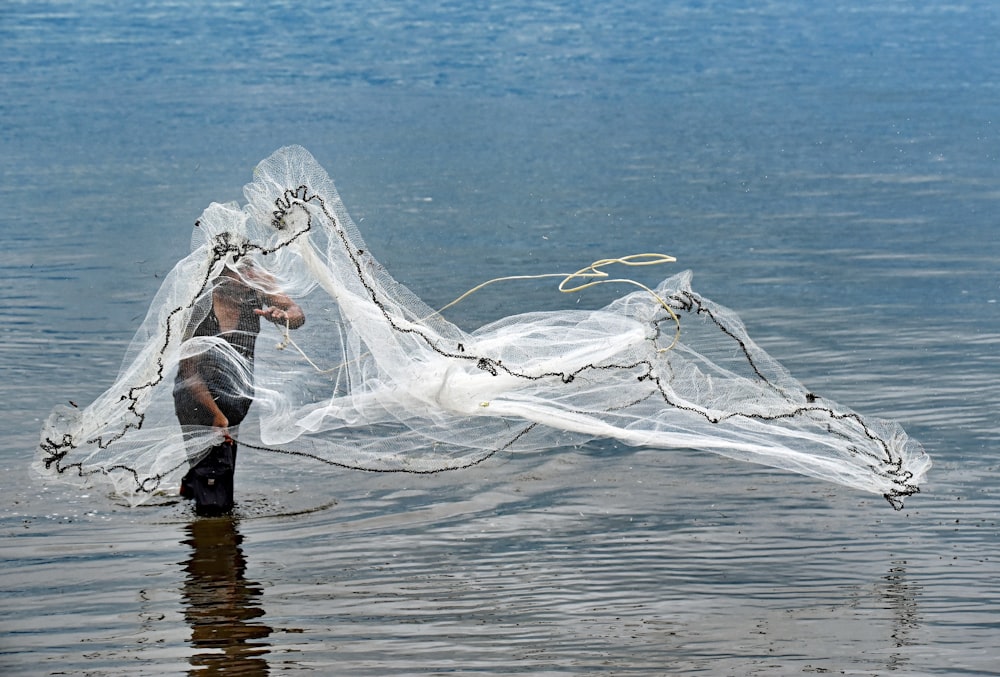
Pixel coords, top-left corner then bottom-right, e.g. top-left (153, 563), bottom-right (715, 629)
top-left (880, 560), bottom-right (922, 673)
top-left (181, 517), bottom-right (271, 675)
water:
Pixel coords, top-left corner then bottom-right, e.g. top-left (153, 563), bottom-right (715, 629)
top-left (2, 0), bottom-right (999, 674)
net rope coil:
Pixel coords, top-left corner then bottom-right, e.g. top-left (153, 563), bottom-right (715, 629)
top-left (37, 145), bottom-right (930, 508)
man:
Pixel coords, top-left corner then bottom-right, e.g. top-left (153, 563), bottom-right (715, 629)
top-left (173, 259), bottom-right (305, 516)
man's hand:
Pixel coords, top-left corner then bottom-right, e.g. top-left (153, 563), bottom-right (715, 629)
top-left (255, 306), bottom-right (289, 324)
top-left (212, 411), bottom-right (233, 443)
top-left (255, 300), bottom-right (305, 329)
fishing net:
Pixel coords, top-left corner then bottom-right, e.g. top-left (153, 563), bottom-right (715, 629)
top-left (37, 145), bottom-right (930, 508)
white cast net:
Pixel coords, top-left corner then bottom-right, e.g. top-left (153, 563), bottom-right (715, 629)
top-left (37, 145), bottom-right (930, 508)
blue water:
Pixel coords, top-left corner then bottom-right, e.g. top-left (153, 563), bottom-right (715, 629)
top-left (2, 1), bottom-right (999, 674)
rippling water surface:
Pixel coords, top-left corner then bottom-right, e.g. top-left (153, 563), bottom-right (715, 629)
top-left (2, 1), bottom-right (999, 674)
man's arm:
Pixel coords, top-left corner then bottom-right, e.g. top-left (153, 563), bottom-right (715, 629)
top-left (242, 263), bottom-right (306, 329)
top-left (177, 356), bottom-right (231, 433)
top-left (256, 292), bottom-right (305, 329)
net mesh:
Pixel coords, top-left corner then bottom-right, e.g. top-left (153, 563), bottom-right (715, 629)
top-left (37, 145), bottom-right (930, 508)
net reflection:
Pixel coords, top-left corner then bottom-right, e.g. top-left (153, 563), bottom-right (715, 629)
top-left (180, 517), bottom-right (272, 675)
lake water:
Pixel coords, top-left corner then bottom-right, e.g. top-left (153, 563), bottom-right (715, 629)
top-left (2, 1), bottom-right (999, 674)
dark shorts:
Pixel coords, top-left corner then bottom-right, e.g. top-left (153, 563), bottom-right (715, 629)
top-left (173, 365), bottom-right (253, 515)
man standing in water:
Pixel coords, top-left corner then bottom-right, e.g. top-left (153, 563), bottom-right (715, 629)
top-left (174, 260), bottom-right (305, 516)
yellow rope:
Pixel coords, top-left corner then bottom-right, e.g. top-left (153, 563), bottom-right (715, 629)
top-left (432, 253), bottom-right (681, 351)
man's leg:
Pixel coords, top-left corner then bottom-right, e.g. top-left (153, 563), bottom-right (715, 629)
top-left (186, 437), bottom-right (238, 516)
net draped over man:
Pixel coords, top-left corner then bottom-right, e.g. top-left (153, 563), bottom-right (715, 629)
top-left (173, 259), bottom-right (305, 515)
top-left (36, 145), bottom-right (929, 512)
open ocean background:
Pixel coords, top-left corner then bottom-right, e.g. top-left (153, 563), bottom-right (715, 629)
top-left (2, 1), bottom-right (998, 674)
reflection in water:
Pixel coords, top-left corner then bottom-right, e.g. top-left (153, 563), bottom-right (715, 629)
top-left (181, 517), bottom-right (272, 675)
top-left (879, 560), bottom-right (922, 673)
